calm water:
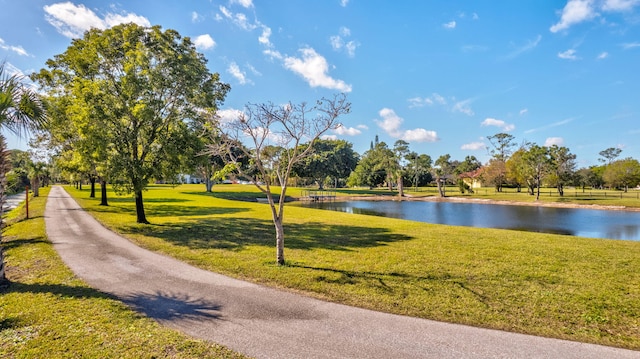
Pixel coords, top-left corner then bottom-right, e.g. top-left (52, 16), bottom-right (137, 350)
top-left (294, 200), bottom-right (640, 241)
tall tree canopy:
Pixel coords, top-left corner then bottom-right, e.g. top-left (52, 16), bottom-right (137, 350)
top-left (33, 24), bottom-right (229, 223)
top-left (486, 133), bottom-right (516, 191)
top-left (292, 138), bottom-right (358, 189)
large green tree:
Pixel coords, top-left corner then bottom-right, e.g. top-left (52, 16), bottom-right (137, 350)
top-left (486, 133), bottom-right (516, 192)
top-left (347, 138), bottom-right (390, 189)
top-left (33, 24), bottom-right (229, 223)
top-left (0, 62), bottom-right (47, 285)
top-left (521, 144), bottom-right (551, 201)
top-left (293, 139), bottom-right (358, 189)
top-left (548, 145), bottom-right (577, 196)
top-left (603, 158), bottom-right (640, 192)
top-left (405, 152), bottom-right (432, 189)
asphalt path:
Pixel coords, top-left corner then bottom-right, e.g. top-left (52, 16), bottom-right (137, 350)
top-left (44, 186), bottom-right (640, 359)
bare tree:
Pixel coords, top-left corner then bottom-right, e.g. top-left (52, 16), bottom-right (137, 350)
top-left (210, 94), bottom-right (350, 265)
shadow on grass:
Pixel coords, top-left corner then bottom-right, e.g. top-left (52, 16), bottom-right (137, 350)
top-left (120, 290), bottom-right (223, 322)
top-left (290, 264), bottom-right (489, 303)
top-left (2, 237), bottom-right (49, 251)
top-left (183, 190), bottom-right (295, 203)
top-left (0, 281), bottom-right (115, 300)
top-left (87, 202), bottom-right (250, 218)
top-left (122, 217), bottom-right (413, 252)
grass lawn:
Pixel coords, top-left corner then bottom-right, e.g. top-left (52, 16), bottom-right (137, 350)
top-left (0, 187), bottom-right (246, 358)
top-left (65, 184), bottom-right (640, 350)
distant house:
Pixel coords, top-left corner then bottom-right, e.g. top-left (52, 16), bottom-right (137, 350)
top-left (459, 168), bottom-right (484, 189)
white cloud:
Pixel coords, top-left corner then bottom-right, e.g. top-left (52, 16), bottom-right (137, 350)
top-left (461, 142), bottom-right (486, 150)
top-left (218, 6), bottom-right (256, 30)
top-left (408, 93), bottom-right (447, 108)
top-left (443, 21), bottom-right (457, 29)
top-left (402, 128), bottom-right (439, 142)
top-left (334, 125), bottom-right (362, 136)
top-left (481, 118), bottom-right (515, 132)
top-left (194, 34), bottom-right (216, 50)
top-left (505, 35), bottom-right (542, 59)
top-left (330, 27), bottom-right (359, 57)
top-left (283, 47), bottom-right (352, 92)
top-left (0, 38), bottom-right (30, 56)
top-left (550, 0), bottom-right (597, 33)
top-left (227, 62), bottom-right (249, 85)
top-left (231, 0), bottom-right (254, 8)
top-left (44, 2), bottom-right (150, 38)
top-left (519, 108), bottom-right (529, 115)
top-left (217, 108), bottom-right (244, 124)
top-left (622, 42), bottom-right (640, 49)
top-left (545, 137), bottom-right (565, 146)
top-left (550, 0), bottom-right (640, 33)
top-left (558, 48), bottom-right (579, 60)
top-left (602, 0), bottom-right (639, 11)
top-left (264, 48), bottom-right (283, 60)
top-left (525, 117), bottom-right (574, 134)
top-left (452, 99), bottom-right (475, 116)
top-left (219, 6), bottom-right (232, 19)
top-left (259, 26), bottom-right (272, 47)
top-left (104, 13), bottom-right (150, 28)
top-left (340, 0), bottom-right (349, 7)
top-left (472, 13), bottom-right (479, 20)
top-left (322, 134), bottom-right (338, 140)
top-left (192, 11), bottom-right (203, 23)
top-left (597, 51), bottom-right (609, 59)
top-left (375, 108), bottom-right (438, 143)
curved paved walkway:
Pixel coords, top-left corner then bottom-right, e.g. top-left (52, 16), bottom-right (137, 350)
top-left (44, 186), bottom-right (639, 359)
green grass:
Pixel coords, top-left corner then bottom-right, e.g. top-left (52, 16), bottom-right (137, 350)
top-left (0, 187), bottom-right (247, 359)
top-left (65, 184), bottom-right (640, 350)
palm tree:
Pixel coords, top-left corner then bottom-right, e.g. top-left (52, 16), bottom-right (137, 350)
top-left (0, 62), bottom-right (47, 285)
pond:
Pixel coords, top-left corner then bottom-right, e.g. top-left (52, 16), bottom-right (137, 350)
top-left (293, 200), bottom-right (640, 241)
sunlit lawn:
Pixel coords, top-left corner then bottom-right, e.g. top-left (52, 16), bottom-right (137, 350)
top-left (0, 187), bottom-right (246, 358)
top-left (66, 183), bottom-right (640, 350)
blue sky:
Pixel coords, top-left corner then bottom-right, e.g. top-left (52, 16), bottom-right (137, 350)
top-left (1, 0), bottom-right (639, 167)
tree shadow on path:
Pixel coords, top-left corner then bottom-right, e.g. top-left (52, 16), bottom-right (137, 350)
top-left (119, 291), bottom-right (223, 322)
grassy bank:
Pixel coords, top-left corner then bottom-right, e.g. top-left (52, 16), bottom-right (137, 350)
top-left (65, 184), bottom-right (640, 350)
top-left (0, 187), bottom-right (246, 358)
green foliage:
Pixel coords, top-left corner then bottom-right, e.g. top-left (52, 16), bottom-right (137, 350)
top-left (33, 23), bottom-right (230, 223)
top-left (293, 139), bottom-right (358, 189)
top-left (603, 158), bottom-right (640, 191)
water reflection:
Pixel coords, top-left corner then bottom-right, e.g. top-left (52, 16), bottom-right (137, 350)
top-left (294, 200), bottom-right (640, 241)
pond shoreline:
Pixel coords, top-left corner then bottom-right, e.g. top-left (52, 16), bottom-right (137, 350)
top-left (331, 194), bottom-right (640, 212)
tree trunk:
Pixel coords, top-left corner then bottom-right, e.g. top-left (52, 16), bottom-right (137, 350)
top-left (79, 181), bottom-right (82, 190)
top-left (205, 178), bottom-right (213, 192)
top-left (557, 184), bottom-right (564, 197)
top-left (90, 176), bottom-right (96, 198)
top-left (535, 178), bottom-right (541, 201)
top-left (135, 190), bottom-right (149, 224)
top-left (100, 179), bottom-right (109, 206)
top-left (32, 178), bottom-right (40, 197)
top-left (397, 174), bottom-right (404, 197)
top-left (275, 217), bottom-right (285, 265)
top-left (436, 177), bottom-right (445, 197)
